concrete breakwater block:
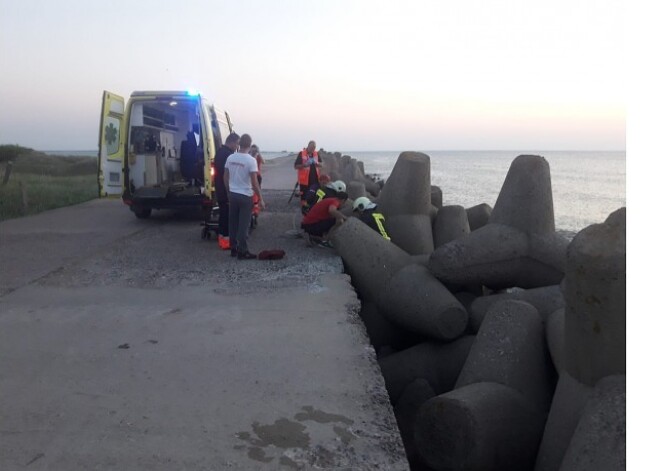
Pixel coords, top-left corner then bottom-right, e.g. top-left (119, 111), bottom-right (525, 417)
top-left (377, 152), bottom-right (431, 217)
top-left (430, 185), bottom-right (443, 208)
top-left (429, 223), bottom-right (566, 290)
top-left (331, 218), bottom-right (411, 303)
top-left (340, 199), bottom-right (355, 218)
top-left (528, 232), bottom-right (569, 277)
top-left (466, 203), bottom-right (492, 231)
top-left (490, 155), bottom-right (555, 235)
top-left (534, 371), bottom-right (592, 471)
top-left (428, 204), bottom-right (438, 225)
top-left (432, 205), bottom-right (470, 249)
top-left (387, 214), bottom-right (435, 255)
top-left (456, 300), bottom-right (554, 411)
top-left (408, 253), bottom-right (430, 267)
top-left (380, 264), bottom-right (468, 341)
top-left (564, 207), bottom-right (626, 386)
top-left (545, 308), bottom-right (565, 374)
top-left (320, 151), bottom-right (379, 196)
top-left (378, 337), bottom-right (475, 403)
top-left (394, 378), bottom-right (436, 468)
top-left (559, 375), bottom-right (625, 471)
top-left (469, 284), bottom-right (564, 332)
top-left (415, 382), bottom-right (546, 471)
top-left (359, 302), bottom-right (421, 353)
top-left (362, 178), bottom-right (381, 197)
top-left (347, 181), bottom-right (367, 200)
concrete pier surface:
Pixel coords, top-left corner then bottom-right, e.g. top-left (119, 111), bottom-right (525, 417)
top-left (0, 158), bottom-right (408, 470)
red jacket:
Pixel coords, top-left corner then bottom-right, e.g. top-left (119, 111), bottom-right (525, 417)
top-left (302, 197), bottom-right (340, 225)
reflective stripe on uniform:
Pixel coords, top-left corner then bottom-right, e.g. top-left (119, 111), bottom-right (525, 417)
top-left (372, 212), bottom-right (390, 240)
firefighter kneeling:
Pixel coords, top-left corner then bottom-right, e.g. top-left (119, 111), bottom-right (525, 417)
top-left (352, 197), bottom-right (390, 240)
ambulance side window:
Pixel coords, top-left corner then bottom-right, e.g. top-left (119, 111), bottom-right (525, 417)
top-left (206, 105), bottom-right (222, 151)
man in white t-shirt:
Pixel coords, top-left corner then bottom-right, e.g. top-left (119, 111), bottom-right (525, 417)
top-left (223, 133), bottom-right (266, 259)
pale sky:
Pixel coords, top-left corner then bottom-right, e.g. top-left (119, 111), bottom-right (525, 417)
top-left (0, 0), bottom-right (625, 151)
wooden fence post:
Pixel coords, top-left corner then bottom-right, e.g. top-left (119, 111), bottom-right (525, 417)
top-left (2, 161), bottom-right (12, 185)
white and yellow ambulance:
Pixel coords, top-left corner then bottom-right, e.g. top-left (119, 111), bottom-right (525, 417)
top-left (98, 90), bottom-right (233, 218)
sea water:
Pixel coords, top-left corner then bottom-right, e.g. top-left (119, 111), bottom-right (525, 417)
top-left (342, 151), bottom-right (625, 233)
top-left (47, 149), bottom-right (625, 233)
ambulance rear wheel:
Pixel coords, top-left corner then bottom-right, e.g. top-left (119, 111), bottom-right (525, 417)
top-left (133, 207), bottom-right (152, 219)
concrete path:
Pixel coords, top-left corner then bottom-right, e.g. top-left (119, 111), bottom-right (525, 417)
top-left (0, 189), bottom-right (408, 469)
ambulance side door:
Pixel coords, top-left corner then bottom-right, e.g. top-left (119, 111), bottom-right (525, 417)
top-left (98, 91), bottom-right (125, 197)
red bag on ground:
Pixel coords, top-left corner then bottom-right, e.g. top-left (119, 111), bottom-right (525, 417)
top-left (258, 250), bottom-right (285, 260)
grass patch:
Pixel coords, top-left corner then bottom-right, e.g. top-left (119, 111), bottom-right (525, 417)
top-left (0, 146), bottom-right (99, 221)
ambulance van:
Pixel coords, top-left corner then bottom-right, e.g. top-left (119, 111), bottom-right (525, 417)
top-left (98, 90), bottom-right (233, 218)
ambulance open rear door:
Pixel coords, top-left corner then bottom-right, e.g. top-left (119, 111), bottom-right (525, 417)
top-left (98, 91), bottom-right (125, 197)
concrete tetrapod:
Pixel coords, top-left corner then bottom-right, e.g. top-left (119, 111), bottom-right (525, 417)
top-left (378, 337), bottom-right (476, 403)
top-left (489, 154), bottom-right (555, 234)
top-left (469, 284), bottom-right (565, 332)
top-left (415, 382), bottom-right (546, 471)
top-left (430, 185), bottom-right (442, 208)
top-left (386, 214), bottom-right (435, 255)
top-left (564, 207), bottom-right (626, 386)
top-left (432, 205), bottom-right (470, 249)
top-left (455, 299), bottom-right (554, 411)
top-left (373, 151), bottom-right (434, 255)
top-left (393, 378), bottom-right (436, 469)
top-left (330, 217), bottom-right (411, 303)
top-left (359, 302), bottom-right (422, 353)
top-left (534, 371), bottom-right (592, 471)
top-left (429, 154), bottom-right (568, 290)
top-left (558, 374), bottom-right (626, 471)
top-left (429, 223), bottom-right (567, 290)
top-left (545, 308), bottom-right (565, 374)
top-left (466, 203), bottom-right (492, 232)
top-left (377, 151), bottom-right (432, 217)
top-left (347, 181), bottom-right (367, 201)
top-left (379, 264), bottom-right (468, 341)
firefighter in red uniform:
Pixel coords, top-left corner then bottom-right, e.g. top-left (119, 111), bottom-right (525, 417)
top-left (294, 140), bottom-right (323, 209)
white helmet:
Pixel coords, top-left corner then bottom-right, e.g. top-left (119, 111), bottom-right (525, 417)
top-left (353, 196), bottom-right (376, 212)
top-left (326, 180), bottom-right (346, 193)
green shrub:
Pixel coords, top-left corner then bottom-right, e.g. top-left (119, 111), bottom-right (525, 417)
top-left (0, 163), bottom-right (98, 221)
top-left (0, 144), bottom-right (34, 163)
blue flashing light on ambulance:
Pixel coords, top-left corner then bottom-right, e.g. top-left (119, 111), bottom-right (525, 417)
top-left (98, 90), bottom-right (233, 218)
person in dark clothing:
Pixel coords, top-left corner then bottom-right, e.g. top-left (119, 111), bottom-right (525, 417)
top-left (214, 132), bottom-right (240, 236)
top-left (294, 140), bottom-right (323, 208)
top-left (353, 197), bottom-right (390, 240)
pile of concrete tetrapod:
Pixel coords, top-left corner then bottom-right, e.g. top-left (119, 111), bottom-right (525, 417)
top-left (327, 151), bottom-right (626, 471)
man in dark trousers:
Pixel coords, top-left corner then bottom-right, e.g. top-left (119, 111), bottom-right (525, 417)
top-left (214, 132), bottom-right (240, 236)
top-left (223, 134), bottom-right (265, 259)
top-left (294, 140), bottom-right (323, 209)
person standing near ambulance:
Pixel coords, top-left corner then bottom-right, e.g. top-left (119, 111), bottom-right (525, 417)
top-left (214, 132), bottom-right (240, 237)
top-left (294, 140), bottom-right (323, 206)
top-left (224, 134), bottom-right (265, 259)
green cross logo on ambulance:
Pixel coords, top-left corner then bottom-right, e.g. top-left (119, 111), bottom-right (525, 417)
top-left (98, 90), bottom-right (234, 219)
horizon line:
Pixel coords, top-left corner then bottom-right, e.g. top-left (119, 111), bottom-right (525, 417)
top-left (35, 148), bottom-right (627, 153)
